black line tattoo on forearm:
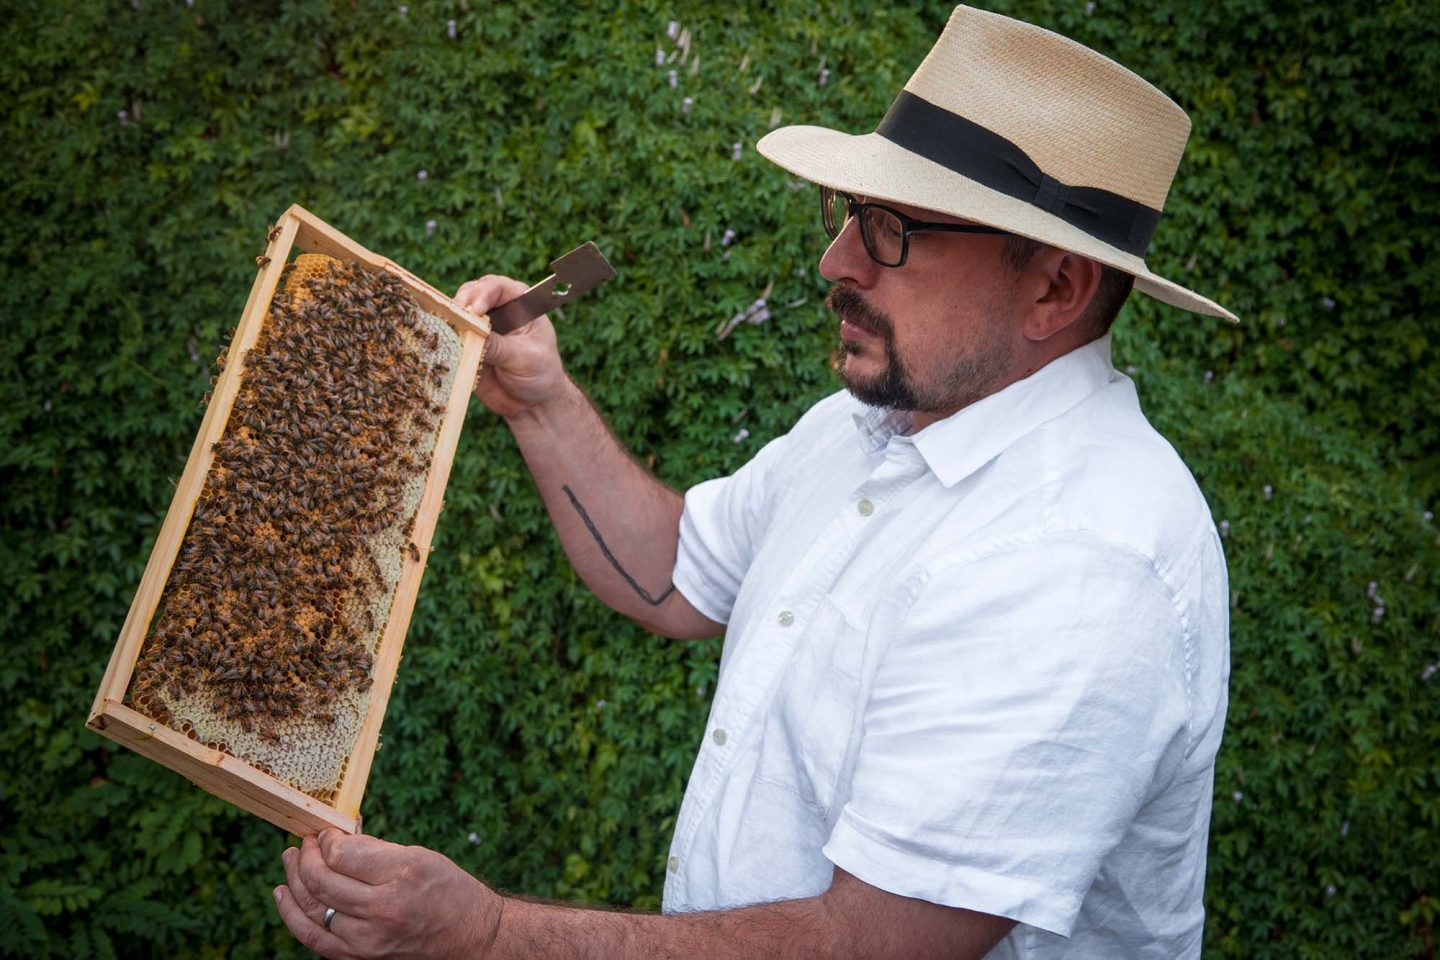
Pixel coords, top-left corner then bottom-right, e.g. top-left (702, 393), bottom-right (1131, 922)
top-left (562, 484), bottom-right (677, 606)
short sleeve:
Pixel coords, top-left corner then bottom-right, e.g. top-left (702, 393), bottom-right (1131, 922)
top-left (822, 532), bottom-right (1193, 937)
top-left (672, 431), bottom-right (793, 624)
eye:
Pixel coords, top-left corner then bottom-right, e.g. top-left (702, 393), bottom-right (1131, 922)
top-left (864, 207), bottom-right (903, 240)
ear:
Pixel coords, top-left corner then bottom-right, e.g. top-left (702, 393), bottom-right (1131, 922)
top-left (1017, 249), bottom-right (1102, 342)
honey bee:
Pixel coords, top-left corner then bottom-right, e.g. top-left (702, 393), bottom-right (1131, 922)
top-left (133, 255), bottom-right (437, 762)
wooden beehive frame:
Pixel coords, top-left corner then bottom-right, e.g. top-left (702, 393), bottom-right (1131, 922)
top-left (87, 204), bottom-right (490, 836)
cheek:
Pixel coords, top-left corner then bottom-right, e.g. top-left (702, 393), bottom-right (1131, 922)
top-left (889, 315), bottom-right (955, 374)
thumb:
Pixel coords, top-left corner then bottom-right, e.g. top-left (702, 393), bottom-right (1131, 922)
top-left (480, 328), bottom-right (509, 367)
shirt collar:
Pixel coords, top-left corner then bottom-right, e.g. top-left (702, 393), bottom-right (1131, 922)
top-left (850, 334), bottom-right (1119, 486)
top-left (851, 406), bottom-right (915, 456)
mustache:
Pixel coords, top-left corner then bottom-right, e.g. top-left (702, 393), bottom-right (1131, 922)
top-left (825, 285), bottom-right (892, 338)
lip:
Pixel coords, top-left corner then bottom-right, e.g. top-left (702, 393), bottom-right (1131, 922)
top-left (839, 318), bottom-right (879, 342)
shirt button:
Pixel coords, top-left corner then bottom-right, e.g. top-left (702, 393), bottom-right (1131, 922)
top-left (712, 728), bottom-right (728, 746)
top-left (857, 498), bottom-right (875, 516)
top-left (778, 610), bottom-right (795, 627)
top-left (667, 855), bottom-right (679, 873)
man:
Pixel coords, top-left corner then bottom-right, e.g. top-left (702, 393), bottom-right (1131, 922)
top-left (274, 6), bottom-right (1233, 958)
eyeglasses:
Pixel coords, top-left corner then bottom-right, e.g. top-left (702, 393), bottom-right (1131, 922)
top-left (819, 186), bottom-right (1013, 268)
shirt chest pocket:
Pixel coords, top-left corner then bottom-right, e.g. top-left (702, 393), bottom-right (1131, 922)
top-left (753, 595), bottom-right (866, 819)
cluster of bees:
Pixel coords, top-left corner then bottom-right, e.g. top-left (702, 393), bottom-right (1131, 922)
top-left (131, 257), bottom-right (456, 766)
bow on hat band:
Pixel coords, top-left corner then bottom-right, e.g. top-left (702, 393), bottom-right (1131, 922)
top-left (875, 91), bottom-right (1162, 257)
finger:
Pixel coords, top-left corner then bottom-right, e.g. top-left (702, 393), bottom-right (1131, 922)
top-left (298, 834), bottom-right (380, 914)
top-left (453, 279), bottom-right (487, 311)
top-left (283, 845), bottom-right (329, 925)
top-left (453, 275), bottom-right (529, 314)
top-left (319, 828), bottom-right (410, 885)
top-left (480, 327), bottom-right (509, 368)
top-left (274, 885), bottom-right (354, 960)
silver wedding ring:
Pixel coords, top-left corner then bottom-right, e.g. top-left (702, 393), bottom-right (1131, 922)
top-left (322, 905), bottom-right (337, 930)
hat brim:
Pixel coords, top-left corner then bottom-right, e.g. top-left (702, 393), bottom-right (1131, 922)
top-left (758, 125), bottom-right (1237, 322)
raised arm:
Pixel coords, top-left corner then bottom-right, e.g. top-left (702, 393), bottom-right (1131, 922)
top-left (455, 275), bottom-right (722, 640)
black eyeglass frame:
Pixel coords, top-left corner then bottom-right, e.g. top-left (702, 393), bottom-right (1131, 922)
top-left (819, 186), bottom-right (1013, 268)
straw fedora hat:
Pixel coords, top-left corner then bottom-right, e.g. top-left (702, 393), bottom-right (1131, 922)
top-left (757, 5), bottom-right (1236, 322)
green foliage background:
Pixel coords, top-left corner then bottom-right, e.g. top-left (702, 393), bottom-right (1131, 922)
top-left (2, 1), bottom-right (1437, 956)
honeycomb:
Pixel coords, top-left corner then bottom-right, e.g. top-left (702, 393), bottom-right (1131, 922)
top-left (128, 255), bottom-right (462, 801)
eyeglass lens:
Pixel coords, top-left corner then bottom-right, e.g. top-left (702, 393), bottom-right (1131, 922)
top-left (822, 188), bottom-right (904, 267)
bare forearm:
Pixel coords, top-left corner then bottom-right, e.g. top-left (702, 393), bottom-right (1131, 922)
top-left (504, 378), bottom-right (714, 638)
top-left (482, 865), bottom-right (1015, 960)
top-left (489, 894), bottom-right (841, 960)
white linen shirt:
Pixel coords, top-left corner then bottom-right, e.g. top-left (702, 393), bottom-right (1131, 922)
top-left (664, 335), bottom-right (1230, 958)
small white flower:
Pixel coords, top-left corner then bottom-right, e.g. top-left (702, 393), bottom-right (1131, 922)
top-left (416, 168), bottom-right (428, 182)
top-left (818, 67), bottom-right (830, 87)
top-left (1424, 511), bottom-right (1434, 522)
top-left (668, 69), bottom-right (678, 88)
top-left (1371, 606), bottom-right (1385, 625)
top-left (467, 832), bottom-right (481, 844)
top-left (1422, 663), bottom-right (1438, 682)
top-left (1219, 520), bottom-right (1230, 538)
top-left (1203, 369), bottom-right (1214, 382)
top-left (1326, 884), bottom-right (1336, 897)
top-left (1232, 791), bottom-right (1243, 803)
top-left (732, 428), bottom-right (750, 444)
top-left (682, 96), bottom-right (693, 114)
top-left (1320, 296), bottom-right (1336, 310)
top-left (655, 46), bottom-right (665, 67)
top-left (732, 141), bottom-right (742, 161)
top-left (1340, 820), bottom-right (1349, 837)
top-left (1125, 364), bottom-right (1137, 375)
top-left (117, 109), bottom-right (128, 126)
top-left (1263, 484), bottom-right (1273, 500)
top-left (398, 4), bottom-right (408, 15)
top-left (1086, 0), bottom-right (1096, 12)
top-left (425, 218), bottom-right (437, 235)
top-left (721, 228), bottom-right (736, 247)
top-left (667, 19), bottom-right (680, 41)
top-left (447, 19), bottom-right (457, 39)
top-left (595, 699), bottom-right (607, 710)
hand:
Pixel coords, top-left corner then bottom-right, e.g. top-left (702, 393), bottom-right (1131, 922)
top-left (454, 274), bottom-right (572, 421)
top-left (274, 830), bottom-right (502, 960)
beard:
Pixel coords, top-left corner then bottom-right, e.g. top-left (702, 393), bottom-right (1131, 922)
top-left (824, 284), bottom-right (1012, 415)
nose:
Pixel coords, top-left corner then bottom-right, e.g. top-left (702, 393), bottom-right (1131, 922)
top-left (819, 216), bottom-right (879, 287)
